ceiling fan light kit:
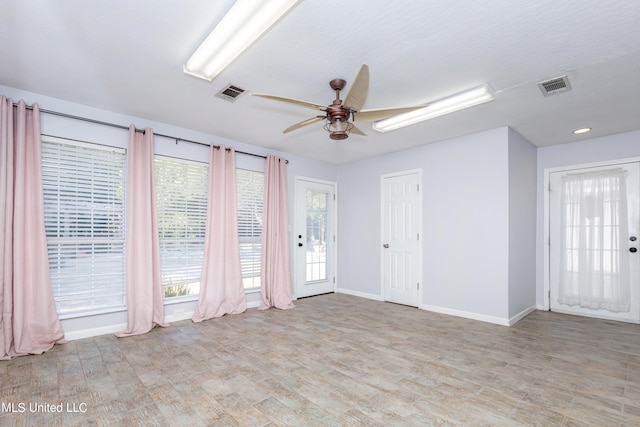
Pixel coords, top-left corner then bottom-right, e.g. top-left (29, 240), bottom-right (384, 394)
top-left (372, 85), bottom-right (495, 133)
top-left (183, 0), bottom-right (299, 81)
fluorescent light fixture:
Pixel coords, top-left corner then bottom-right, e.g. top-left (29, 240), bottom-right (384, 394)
top-left (372, 85), bottom-right (495, 133)
top-left (572, 127), bottom-right (592, 134)
top-left (184, 0), bottom-right (299, 81)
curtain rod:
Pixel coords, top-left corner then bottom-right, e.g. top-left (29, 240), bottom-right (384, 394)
top-left (15, 103), bottom-right (288, 163)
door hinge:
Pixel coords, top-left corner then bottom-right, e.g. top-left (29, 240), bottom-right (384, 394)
top-left (417, 282), bottom-right (420, 290)
top-left (417, 233), bottom-right (420, 240)
top-left (548, 182), bottom-right (551, 192)
top-left (333, 277), bottom-right (336, 283)
top-left (333, 193), bottom-right (336, 200)
top-left (417, 183), bottom-right (420, 191)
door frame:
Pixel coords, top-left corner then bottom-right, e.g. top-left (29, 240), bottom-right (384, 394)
top-left (293, 176), bottom-right (338, 299)
top-left (380, 168), bottom-right (423, 306)
top-left (543, 156), bottom-right (640, 311)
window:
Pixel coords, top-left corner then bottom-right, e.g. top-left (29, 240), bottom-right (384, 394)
top-left (237, 168), bottom-right (264, 289)
top-left (154, 156), bottom-right (208, 299)
top-left (42, 137), bottom-right (126, 316)
top-left (43, 138), bottom-right (264, 314)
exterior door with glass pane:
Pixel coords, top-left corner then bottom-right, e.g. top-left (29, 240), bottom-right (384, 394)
top-left (549, 161), bottom-right (640, 323)
top-left (295, 177), bottom-right (336, 298)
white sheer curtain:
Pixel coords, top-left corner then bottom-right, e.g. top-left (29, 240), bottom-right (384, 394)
top-left (559, 168), bottom-right (630, 312)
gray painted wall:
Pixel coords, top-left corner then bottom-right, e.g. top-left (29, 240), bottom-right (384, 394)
top-left (508, 128), bottom-right (537, 318)
top-left (337, 127), bottom-right (538, 323)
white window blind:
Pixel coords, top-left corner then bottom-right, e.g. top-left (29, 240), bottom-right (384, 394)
top-left (154, 156), bottom-right (208, 299)
top-left (237, 168), bottom-right (264, 289)
top-left (42, 137), bottom-right (126, 316)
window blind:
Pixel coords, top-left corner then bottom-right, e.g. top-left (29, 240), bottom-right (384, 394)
top-left (236, 168), bottom-right (264, 289)
top-left (42, 137), bottom-right (126, 315)
top-left (154, 156), bottom-right (208, 299)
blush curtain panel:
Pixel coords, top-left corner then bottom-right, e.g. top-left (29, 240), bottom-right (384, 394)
top-left (192, 145), bottom-right (247, 322)
top-left (260, 155), bottom-right (295, 310)
top-left (1, 97), bottom-right (65, 360)
top-left (116, 126), bottom-right (167, 337)
top-left (559, 168), bottom-right (631, 312)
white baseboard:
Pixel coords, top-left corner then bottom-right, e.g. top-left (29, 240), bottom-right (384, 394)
top-left (420, 304), bottom-right (538, 326)
top-left (63, 323), bottom-right (128, 341)
top-left (63, 301), bottom-right (262, 341)
top-left (420, 304), bottom-right (511, 326)
top-left (335, 287), bottom-right (384, 301)
top-left (508, 305), bottom-right (537, 326)
top-left (163, 311), bottom-right (194, 323)
top-left (246, 300), bottom-right (261, 309)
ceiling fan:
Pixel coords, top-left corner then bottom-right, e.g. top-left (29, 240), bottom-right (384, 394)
top-left (252, 64), bottom-right (422, 140)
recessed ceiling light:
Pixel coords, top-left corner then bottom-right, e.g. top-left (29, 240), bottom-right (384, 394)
top-left (572, 127), bottom-right (592, 134)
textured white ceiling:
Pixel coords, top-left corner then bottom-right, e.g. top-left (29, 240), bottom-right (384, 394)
top-left (1, 0), bottom-right (639, 164)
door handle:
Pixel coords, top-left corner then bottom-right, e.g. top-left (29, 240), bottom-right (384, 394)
top-left (298, 243), bottom-right (303, 247)
top-left (631, 247), bottom-right (637, 253)
top-left (383, 243), bottom-right (389, 248)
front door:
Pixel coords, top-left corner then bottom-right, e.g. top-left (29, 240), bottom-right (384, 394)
top-left (295, 177), bottom-right (336, 298)
top-left (549, 161), bottom-right (640, 323)
top-left (381, 170), bottom-right (422, 307)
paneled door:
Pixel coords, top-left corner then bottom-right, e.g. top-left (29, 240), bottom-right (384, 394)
top-left (549, 161), bottom-right (640, 323)
top-left (295, 177), bottom-right (336, 298)
top-left (381, 170), bottom-right (422, 307)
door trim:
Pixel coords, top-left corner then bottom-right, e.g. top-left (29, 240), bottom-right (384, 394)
top-left (380, 168), bottom-right (423, 306)
top-left (543, 156), bottom-right (640, 311)
top-left (293, 176), bottom-right (338, 299)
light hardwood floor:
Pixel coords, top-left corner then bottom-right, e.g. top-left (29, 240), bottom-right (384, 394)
top-left (1, 293), bottom-right (639, 426)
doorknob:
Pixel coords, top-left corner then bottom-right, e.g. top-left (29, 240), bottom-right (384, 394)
top-left (298, 243), bottom-right (303, 247)
top-left (631, 247), bottom-right (637, 253)
top-left (383, 243), bottom-right (389, 248)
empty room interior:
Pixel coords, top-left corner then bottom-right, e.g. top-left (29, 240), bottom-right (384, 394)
top-left (1, 1), bottom-right (640, 425)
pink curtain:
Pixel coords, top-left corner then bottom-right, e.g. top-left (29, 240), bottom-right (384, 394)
top-left (260, 156), bottom-right (295, 310)
top-left (1, 97), bottom-right (65, 360)
top-left (116, 126), bottom-right (167, 337)
top-left (192, 145), bottom-right (246, 322)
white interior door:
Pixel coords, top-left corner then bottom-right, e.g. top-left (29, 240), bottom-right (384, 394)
top-left (381, 170), bottom-right (422, 307)
top-left (295, 177), bottom-right (336, 298)
top-left (549, 161), bottom-right (640, 323)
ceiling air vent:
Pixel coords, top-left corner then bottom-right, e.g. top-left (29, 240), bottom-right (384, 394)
top-left (215, 84), bottom-right (246, 102)
top-left (538, 75), bottom-right (571, 97)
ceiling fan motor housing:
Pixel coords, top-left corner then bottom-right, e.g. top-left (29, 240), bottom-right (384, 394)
top-left (326, 79), bottom-right (354, 140)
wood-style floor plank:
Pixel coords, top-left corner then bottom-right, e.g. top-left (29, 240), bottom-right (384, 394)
top-left (1, 293), bottom-right (639, 426)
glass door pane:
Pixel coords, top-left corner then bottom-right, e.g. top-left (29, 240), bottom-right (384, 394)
top-left (306, 189), bottom-right (328, 282)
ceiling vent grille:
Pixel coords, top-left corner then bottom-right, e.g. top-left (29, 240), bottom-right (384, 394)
top-left (216, 84), bottom-right (246, 102)
top-left (538, 75), bottom-right (571, 96)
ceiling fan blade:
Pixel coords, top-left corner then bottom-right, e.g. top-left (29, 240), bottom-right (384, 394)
top-left (283, 116), bottom-right (325, 134)
top-left (350, 125), bottom-right (367, 136)
top-left (252, 94), bottom-right (327, 111)
top-left (353, 106), bottom-right (424, 122)
top-left (342, 64), bottom-right (369, 112)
